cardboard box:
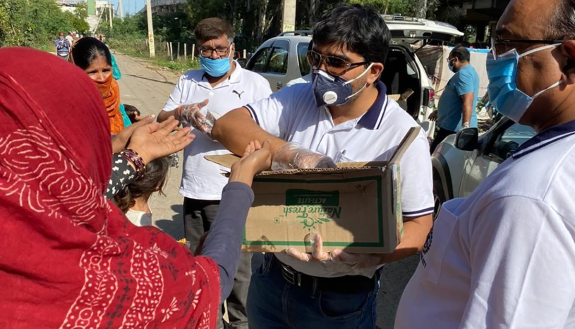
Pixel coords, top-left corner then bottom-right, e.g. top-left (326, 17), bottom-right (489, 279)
top-left (206, 126), bottom-right (421, 254)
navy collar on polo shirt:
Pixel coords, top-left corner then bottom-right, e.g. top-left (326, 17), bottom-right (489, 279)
top-left (513, 119), bottom-right (575, 159)
top-left (357, 81), bottom-right (388, 130)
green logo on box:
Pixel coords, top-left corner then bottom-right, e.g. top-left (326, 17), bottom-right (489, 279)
top-left (283, 190), bottom-right (341, 231)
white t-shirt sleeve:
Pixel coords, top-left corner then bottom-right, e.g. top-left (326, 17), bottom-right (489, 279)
top-left (244, 86), bottom-right (296, 138)
top-left (163, 75), bottom-right (185, 112)
top-left (256, 78), bottom-right (273, 99)
top-left (398, 131), bottom-right (434, 218)
top-left (461, 196), bottom-right (575, 328)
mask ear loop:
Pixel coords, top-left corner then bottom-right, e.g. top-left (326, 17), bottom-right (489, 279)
top-left (520, 43), bottom-right (563, 97)
top-left (519, 43), bottom-right (562, 58)
top-left (344, 63), bottom-right (375, 100)
top-left (343, 63), bottom-right (374, 86)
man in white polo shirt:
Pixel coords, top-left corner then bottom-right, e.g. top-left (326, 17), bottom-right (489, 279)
top-left (395, 0), bottom-right (575, 327)
top-left (185, 5), bottom-right (434, 328)
top-left (156, 17), bottom-right (271, 329)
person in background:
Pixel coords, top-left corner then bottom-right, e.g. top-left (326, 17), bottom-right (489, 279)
top-left (395, 0), bottom-right (575, 327)
top-left (69, 37), bottom-right (131, 135)
top-left (55, 32), bottom-right (71, 59)
top-left (157, 17), bottom-right (272, 329)
top-left (66, 33), bottom-right (74, 49)
top-left (428, 46), bottom-right (479, 153)
top-left (0, 47), bottom-right (273, 329)
top-left (114, 157), bottom-right (170, 226)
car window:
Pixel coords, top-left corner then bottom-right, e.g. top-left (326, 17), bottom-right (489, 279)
top-left (491, 123), bottom-right (535, 161)
top-left (500, 124), bottom-right (535, 145)
top-left (267, 47), bottom-right (289, 74)
top-left (247, 47), bottom-right (271, 72)
top-left (265, 40), bottom-right (289, 74)
top-left (297, 42), bottom-right (311, 76)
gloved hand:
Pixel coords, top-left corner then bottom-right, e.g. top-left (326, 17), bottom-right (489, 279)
top-left (272, 143), bottom-right (337, 170)
top-left (176, 99), bottom-right (215, 136)
top-left (286, 233), bottom-right (382, 276)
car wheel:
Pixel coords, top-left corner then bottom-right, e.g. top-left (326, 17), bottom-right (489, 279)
top-left (433, 176), bottom-right (447, 221)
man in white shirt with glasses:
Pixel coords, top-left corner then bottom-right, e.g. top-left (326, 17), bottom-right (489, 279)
top-left (157, 17), bottom-right (271, 329)
top-left (396, 0), bottom-right (575, 327)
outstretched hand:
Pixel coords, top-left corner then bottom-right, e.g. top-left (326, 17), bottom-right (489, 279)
top-left (229, 140), bottom-right (272, 187)
top-left (112, 114), bottom-right (156, 153)
top-left (127, 116), bottom-right (195, 164)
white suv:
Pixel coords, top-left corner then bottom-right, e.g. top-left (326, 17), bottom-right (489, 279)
top-left (246, 16), bottom-right (463, 137)
top-left (431, 117), bottom-right (536, 217)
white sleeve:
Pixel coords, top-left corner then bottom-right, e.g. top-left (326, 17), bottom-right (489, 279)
top-left (256, 78), bottom-right (273, 99)
top-left (162, 76), bottom-right (185, 112)
top-left (460, 197), bottom-right (575, 328)
top-left (399, 132), bottom-right (434, 218)
top-left (244, 86), bottom-right (296, 139)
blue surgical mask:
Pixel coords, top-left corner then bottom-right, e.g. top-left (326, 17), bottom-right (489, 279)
top-left (311, 63), bottom-right (373, 107)
top-left (486, 44), bottom-right (562, 123)
top-left (200, 47), bottom-right (232, 77)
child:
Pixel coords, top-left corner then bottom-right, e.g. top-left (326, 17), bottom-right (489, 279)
top-left (114, 157), bottom-right (170, 226)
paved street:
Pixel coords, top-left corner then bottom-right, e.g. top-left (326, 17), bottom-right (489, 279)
top-left (114, 52), bottom-right (420, 329)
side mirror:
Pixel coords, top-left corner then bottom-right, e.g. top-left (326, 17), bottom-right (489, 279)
top-left (455, 128), bottom-right (479, 151)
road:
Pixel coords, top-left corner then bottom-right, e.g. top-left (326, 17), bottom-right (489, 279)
top-left (113, 52), bottom-right (420, 329)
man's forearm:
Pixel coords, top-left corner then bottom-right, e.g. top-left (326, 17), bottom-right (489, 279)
top-left (379, 214), bottom-right (433, 264)
top-left (461, 93), bottom-right (474, 126)
top-left (156, 110), bottom-right (174, 123)
top-left (462, 104), bottom-right (472, 125)
top-left (212, 107), bottom-right (286, 156)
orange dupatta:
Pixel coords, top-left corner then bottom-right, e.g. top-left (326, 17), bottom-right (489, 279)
top-left (94, 73), bottom-right (124, 135)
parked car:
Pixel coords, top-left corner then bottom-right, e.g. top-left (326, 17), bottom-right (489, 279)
top-left (431, 117), bottom-right (536, 217)
top-left (245, 16), bottom-right (463, 137)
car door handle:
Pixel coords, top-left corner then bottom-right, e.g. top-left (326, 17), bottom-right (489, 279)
top-left (276, 81), bottom-right (283, 90)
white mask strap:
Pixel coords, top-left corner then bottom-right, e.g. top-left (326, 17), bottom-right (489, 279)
top-left (519, 43), bottom-right (561, 58)
top-left (343, 63), bottom-right (374, 86)
top-left (346, 82), bottom-right (368, 100)
top-left (533, 80), bottom-right (562, 98)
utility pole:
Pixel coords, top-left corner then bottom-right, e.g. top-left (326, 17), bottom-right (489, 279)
top-left (281, 0), bottom-right (296, 32)
top-left (108, 0), bottom-right (113, 29)
top-left (118, 0), bottom-right (124, 18)
top-left (146, 0), bottom-right (155, 57)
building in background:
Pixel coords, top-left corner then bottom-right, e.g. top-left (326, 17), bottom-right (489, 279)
top-left (138, 0), bottom-right (187, 15)
top-left (435, 0), bottom-right (511, 45)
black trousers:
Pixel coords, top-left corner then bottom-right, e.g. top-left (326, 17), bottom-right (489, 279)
top-left (430, 127), bottom-right (456, 154)
top-left (184, 197), bottom-right (251, 329)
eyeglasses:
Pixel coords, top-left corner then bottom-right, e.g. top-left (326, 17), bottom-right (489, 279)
top-left (307, 49), bottom-right (369, 76)
top-left (490, 37), bottom-right (564, 59)
top-left (199, 45), bottom-right (230, 58)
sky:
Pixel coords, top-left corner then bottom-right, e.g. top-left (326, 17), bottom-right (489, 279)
top-left (68, 0), bottom-right (146, 15)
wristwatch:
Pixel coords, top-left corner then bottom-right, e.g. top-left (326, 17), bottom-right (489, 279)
top-left (462, 122), bottom-right (470, 128)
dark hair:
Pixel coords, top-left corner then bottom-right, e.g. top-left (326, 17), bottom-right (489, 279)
top-left (114, 157), bottom-right (170, 213)
top-left (70, 37), bottom-right (112, 70)
top-left (123, 104), bottom-right (141, 124)
top-left (195, 17), bottom-right (235, 44)
top-left (312, 4), bottom-right (391, 65)
top-left (549, 0), bottom-right (575, 39)
top-left (451, 45), bottom-right (470, 62)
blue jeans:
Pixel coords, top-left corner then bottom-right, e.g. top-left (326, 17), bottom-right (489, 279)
top-left (247, 254), bottom-right (379, 329)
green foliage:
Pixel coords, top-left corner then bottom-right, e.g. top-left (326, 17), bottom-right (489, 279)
top-left (0, 0), bottom-right (89, 48)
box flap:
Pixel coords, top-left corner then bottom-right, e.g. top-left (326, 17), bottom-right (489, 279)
top-left (387, 126), bottom-right (421, 165)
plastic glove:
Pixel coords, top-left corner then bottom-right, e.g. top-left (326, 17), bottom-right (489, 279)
top-left (286, 233), bottom-right (382, 276)
top-left (272, 143), bottom-right (337, 170)
top-left (178, 99), bottom-right (215, 136)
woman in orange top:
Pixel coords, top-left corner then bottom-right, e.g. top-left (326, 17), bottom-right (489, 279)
top-left (69, 37), bottom-right (125, 135)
